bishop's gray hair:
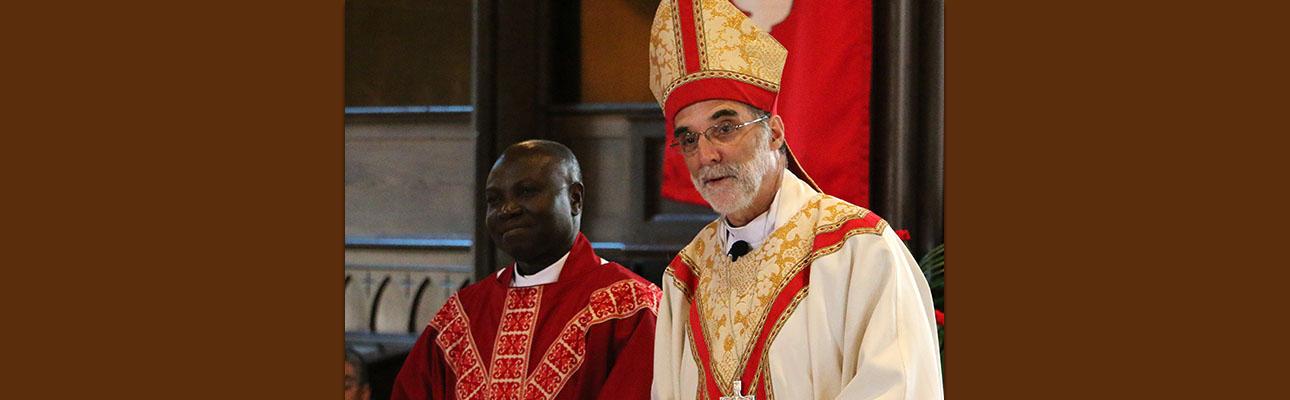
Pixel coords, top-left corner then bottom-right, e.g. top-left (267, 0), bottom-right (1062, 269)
top-left (741, 104), bottom-right (786, 155)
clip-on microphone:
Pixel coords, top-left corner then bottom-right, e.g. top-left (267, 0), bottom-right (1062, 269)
top-left (728, 240), bottom-right (751, 262)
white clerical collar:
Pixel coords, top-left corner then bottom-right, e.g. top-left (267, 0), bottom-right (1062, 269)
top-left (509, 251), bottom-right (568, 287)
top-left (503, 248), bottom-right (609, 287)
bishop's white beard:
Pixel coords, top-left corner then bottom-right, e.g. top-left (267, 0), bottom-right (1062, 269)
top-left (691, 131), bottom-right (780, 215)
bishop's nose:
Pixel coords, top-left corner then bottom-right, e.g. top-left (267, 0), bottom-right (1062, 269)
top-left (695, 136), bottom-right (723, 166)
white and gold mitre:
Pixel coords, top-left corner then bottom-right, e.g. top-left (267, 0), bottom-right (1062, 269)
top-left (648, 0), bottom-right (823, 193)
top-left (648, 0), bottom-right (787, 125)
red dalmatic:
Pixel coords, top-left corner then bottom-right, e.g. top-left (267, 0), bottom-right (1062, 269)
top-left (392, 234), bottom-right (661, 400)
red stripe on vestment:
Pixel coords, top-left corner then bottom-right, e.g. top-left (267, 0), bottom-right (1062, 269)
top-left (667, 256), bottom-right (697, 295)
top-left (735, 211), bottom-right (883, 396)
top-left (759, 365), bottom-right (771, 399)
top-left (675, 0), bottom-right (701, 73)
top-left (812, 212), bottom-right (884, 251)
top-left (687, 296), bottom-right (723, 400)
top-left (671, 256), bottom-right (718, 398)
top-left (739, 264), bottom-right (810, 396)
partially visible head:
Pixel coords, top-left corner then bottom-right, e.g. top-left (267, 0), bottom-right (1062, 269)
top-left (485, 139), bottom-right (584, 263)
top-left (344, 348), bottom-right (370, 400)
top-left (673, 99), bottom-right (786, 215)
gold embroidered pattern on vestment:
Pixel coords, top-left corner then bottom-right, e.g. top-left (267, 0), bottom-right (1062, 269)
top-left (679, 194), bottom-right (884, 396)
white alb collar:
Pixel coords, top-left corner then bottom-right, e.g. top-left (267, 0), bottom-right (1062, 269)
top-left (503, 249), bottom-right (610, 287)
top-left (510, 251), bottom-right (568, 287)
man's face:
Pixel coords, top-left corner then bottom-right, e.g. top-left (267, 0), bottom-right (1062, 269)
top-left (484, 154), bottom-right (579, 263)
top-left (673, 99), bottom-right (780, 214)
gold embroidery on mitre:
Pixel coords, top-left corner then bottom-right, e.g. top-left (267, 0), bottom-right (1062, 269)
top-left (648, 0), bottom-right (788, 108)
top-left (663, 70), bottom-right (781, 102)
top-left (692, 0), bottom-right (708, 70)
top-left (679, 194), bottom-right (886, 395)
top-left (698, 0), bottom-right (785, 87)
top-left (649, 0), bottom-right (683, 106)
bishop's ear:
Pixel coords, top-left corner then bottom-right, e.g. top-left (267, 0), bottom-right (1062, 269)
top-left (568, 181), bottom-right (584, 217)
top-left (768, 114), bottom-right (786, 149)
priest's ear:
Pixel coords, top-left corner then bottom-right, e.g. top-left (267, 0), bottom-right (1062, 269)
top-left (567, 181), bottom-right (584, 218)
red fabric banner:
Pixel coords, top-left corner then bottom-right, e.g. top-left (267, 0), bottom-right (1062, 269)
top-left (660, 0), bottom-right (872, 208)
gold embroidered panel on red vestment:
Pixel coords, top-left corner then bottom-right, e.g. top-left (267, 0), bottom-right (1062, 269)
top-left (431, 280), bottom-right (661, 400)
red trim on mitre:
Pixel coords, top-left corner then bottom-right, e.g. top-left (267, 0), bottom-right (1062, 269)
top-left (663, 77), bottom-right (778, 137)
top-left (675, 0), bottom-right (701, 73)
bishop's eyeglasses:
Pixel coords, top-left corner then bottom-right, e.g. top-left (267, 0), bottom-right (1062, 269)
top-left (669, 114), bottom-right (770, 155)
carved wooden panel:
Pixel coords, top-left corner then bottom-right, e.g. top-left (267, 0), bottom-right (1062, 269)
top-left (345, 265), bottom-right (474, 335)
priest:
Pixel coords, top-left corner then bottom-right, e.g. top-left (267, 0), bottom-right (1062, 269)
top-left (392, 140), bottom-right (661, 400)
top-left (647, 1), bottom-right (944, 399)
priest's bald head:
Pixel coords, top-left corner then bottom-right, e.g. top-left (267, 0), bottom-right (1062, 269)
top-left (484, 140), bottom-right (585, 274)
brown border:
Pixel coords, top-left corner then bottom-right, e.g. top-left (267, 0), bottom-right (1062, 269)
top-left (948, 0), bottom-right (1290, 397)
top-left (9, 2), bottom-right (341, 398)
top-left (11, 0), bottom-right (1290, 398)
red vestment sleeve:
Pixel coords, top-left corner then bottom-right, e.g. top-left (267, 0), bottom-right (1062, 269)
top-left (594, 308), bottom-right (657, 400)
top-left (391, 327), bottom-right (452, 400)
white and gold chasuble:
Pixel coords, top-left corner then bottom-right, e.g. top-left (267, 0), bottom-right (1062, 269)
top-left (652, 171), bottom-right (943, 400)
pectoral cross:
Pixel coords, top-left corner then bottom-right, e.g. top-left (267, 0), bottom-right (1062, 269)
top-left (719, 380), bottom-right (754, 400)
